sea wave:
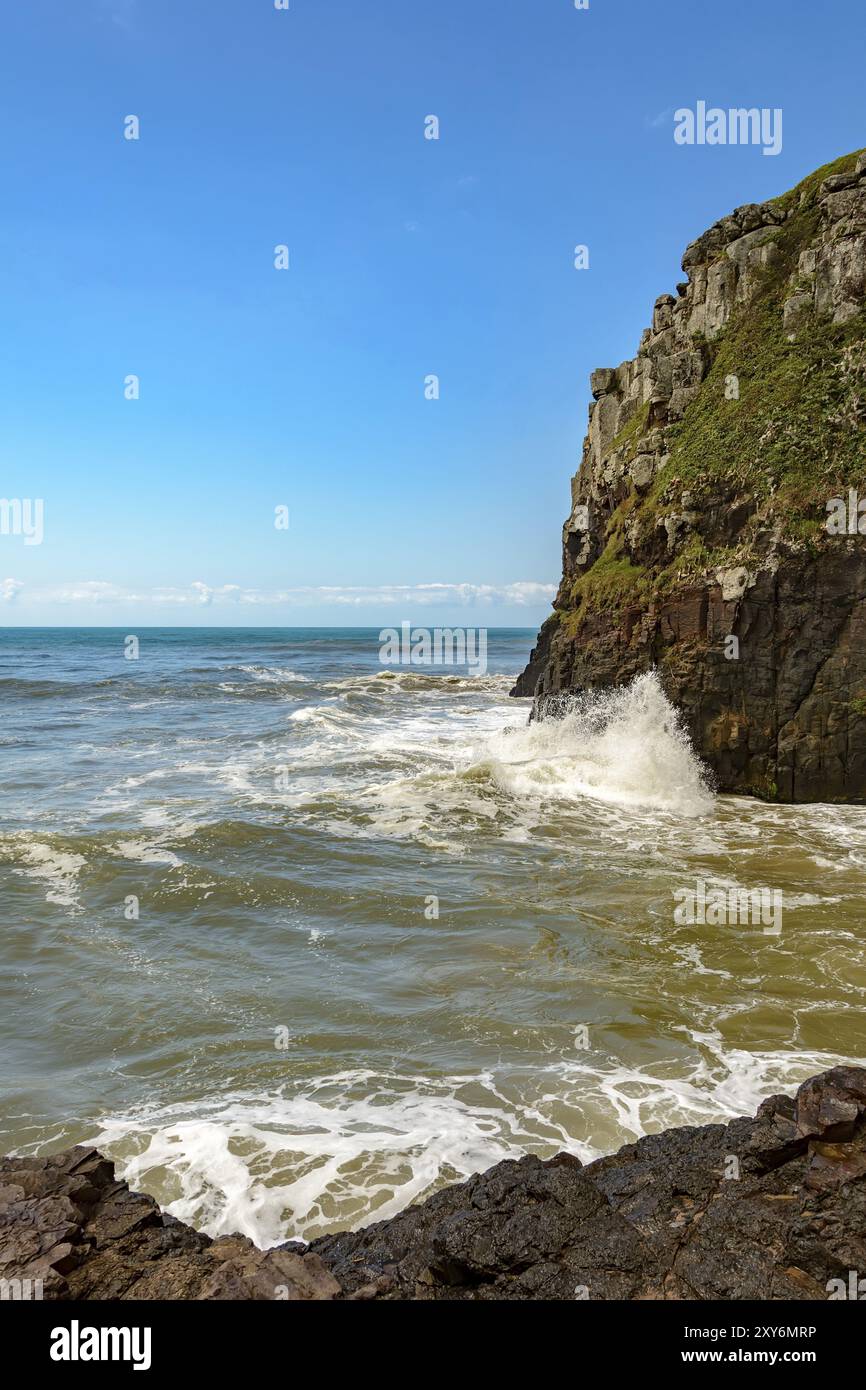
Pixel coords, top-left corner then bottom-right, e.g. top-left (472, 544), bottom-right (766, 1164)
top-left (90, 1039), bottom-right (859, 1248)
top-left (473, 673), bottom-right (714, 817)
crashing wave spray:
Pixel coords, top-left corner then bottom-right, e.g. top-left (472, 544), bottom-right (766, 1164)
top-left (480, 671), bottom-right (714, 816)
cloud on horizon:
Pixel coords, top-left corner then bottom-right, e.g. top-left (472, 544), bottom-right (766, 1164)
top-left (0, 579), bottom-right (556, 608)
top-left (1, 578), bottom-right (25, 602)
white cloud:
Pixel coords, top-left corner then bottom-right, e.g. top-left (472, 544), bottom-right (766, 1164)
top-left (9, 580), bottom-right (556, 609)
top-left (47, 581), bottom-right (127, 604)
top-left (647, 108), bottom-right (672, 129)
top-left (1, 577), bottom-right (24, 602)
top-left (98, 0), bottom-right (137, 32)
top-left (190, 582), bottom-right (243, 606)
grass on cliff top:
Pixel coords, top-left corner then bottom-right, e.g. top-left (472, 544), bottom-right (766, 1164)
top-left (651, 146), bottom-right (866, 521)
top-left (770, 148), bottom-right (864, 215)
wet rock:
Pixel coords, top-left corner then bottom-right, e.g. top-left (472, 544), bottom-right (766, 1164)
top-left (311, 1067), bottom-right (866, 1300)
top-left (2, 1070), bottom-right (864, 1301)
top-left (0, 1147), bottom-right (339, 1301)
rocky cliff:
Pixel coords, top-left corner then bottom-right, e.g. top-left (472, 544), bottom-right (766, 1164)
top-left (513, 149), bottom-right (866, 802)
top-left (2, 1067), bottom-right (865, 1300)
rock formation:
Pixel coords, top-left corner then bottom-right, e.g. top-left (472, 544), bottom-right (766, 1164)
top-left (0, 1147), bottom-right (339, 1300)
top-left (2, 1067), bottom-right (865, 1300)
top-left (513, 149), bottom-right (866, 802)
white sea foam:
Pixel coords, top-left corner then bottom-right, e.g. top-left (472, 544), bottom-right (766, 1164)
top-left (111, 840), bottom-right (183, 868)
top-left (204, 671), bottom-right (714, 852)
top-left (94, 1072), bottom-right (535, 1246)
top-left (321, 672), bottom-right (511, 695)
top-left (233, 665), bottom-right (311, 683)
top-left (8, 840), bottom-right (87, 911)
top-left (92, 1038), bottom-right (860, 1249)
top-left (473, 673), bottom-right (714, 817)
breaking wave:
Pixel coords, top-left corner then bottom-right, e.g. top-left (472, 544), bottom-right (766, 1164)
top-left (472, 672), bottom-right (714, 817)
top-left (90, 1040), bottom-right (852, 1248)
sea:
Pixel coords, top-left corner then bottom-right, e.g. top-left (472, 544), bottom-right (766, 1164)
top-left (1, 626), bottom-right (864, 1246)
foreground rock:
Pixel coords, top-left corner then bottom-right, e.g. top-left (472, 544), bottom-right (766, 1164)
top-left (312, 1066), bottom-right (866, 1299)
top-left (0, 1147), bottom-right (339, 1300)
top-left (1, 1067), bottom-right (865, 1300)
top-left (514, 148), bottom-right (866, 802)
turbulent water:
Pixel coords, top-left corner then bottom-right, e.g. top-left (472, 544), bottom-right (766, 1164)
top-left (1, 627), bottom-right (864, 1247)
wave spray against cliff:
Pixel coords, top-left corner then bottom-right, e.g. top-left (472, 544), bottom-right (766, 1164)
top-left (474, 672), bottom-right (714, 818)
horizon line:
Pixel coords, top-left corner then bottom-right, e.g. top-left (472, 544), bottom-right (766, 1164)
top-left (0, 622), bottom-right (541, 631)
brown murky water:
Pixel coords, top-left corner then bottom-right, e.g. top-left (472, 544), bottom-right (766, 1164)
top-left (1, 628), bottom-right (864, 1245)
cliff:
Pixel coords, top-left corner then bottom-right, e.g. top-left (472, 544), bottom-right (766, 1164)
top-left (513, 149), bottom-right (866, 802)
top-left (2, 1066), bottom-right (865, 1300)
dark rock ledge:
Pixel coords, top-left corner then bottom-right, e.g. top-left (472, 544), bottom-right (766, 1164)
top-left (2, 1066), bottom-right (865, 1300)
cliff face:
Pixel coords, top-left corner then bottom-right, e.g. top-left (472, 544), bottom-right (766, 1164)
top-left (514, 149), bottom-right (866, 802)
top-left (3, 1067), bottom-right (865, 1300)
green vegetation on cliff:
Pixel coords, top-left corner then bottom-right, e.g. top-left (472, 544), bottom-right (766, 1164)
top-left (565, 148), bottom-right (866, 639)
top-left (654, 148), bottom-right (866, 520)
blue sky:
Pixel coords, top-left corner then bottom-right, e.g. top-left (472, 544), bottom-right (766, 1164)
top-left (1, 0), bottom-right (863, 627)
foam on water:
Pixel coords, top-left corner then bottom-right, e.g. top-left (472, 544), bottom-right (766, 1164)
top-left (239, 672), bottom-right (712, 852)
top-left (94, 1072), bottom-right (534, 1246)
top-left (474, 673), bottom-right (714, 817)
top-left (4, 837), bottom-right (87, 911)
top-left (4, 632), bottom-right (864, 1256)
top-left (90, 1039), bottom-right (861, 1249)
top-left (233, 666), bottom-right (311, 683)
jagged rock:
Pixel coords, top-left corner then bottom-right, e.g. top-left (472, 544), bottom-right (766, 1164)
top-left (0, 1147), bottom-right (339, 1301)
top-left (2, 1070), bottom-right (864, 1301)
top-left (513, 148), bottom-right (866, 802)
top-left (312, 1067), bottom-right (866, 1300)
top-left (715, 565), bottom-right (753, 602)
top-left (820, 172), bottom-right (860, 196)
top-left (590, 367), bottom-right (616, 399)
